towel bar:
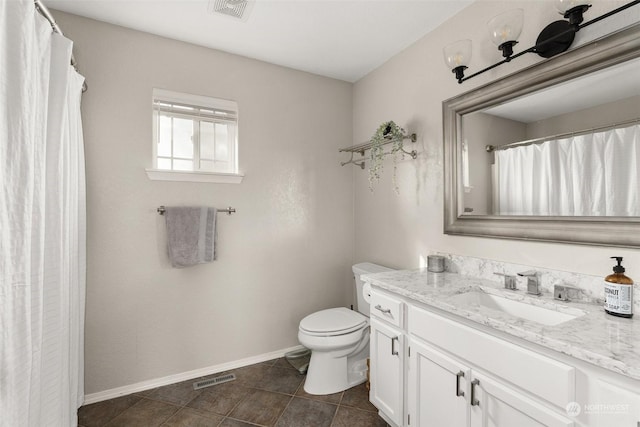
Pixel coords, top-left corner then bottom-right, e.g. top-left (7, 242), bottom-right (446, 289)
top-left (157, 206), bottom-right (236, 215)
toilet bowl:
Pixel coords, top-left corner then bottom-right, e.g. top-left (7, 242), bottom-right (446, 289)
top-left (298, 262), bottom-right (393, 395)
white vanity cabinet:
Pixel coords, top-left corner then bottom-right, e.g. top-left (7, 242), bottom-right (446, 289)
top-left (408, 339), bottom-right (574, 427)
top-left (407, 305), bottom-right (574, 427)
top-left (369, 289), bottom-right (405, 426)
top-left (368, 285), bottom-right (640, 427)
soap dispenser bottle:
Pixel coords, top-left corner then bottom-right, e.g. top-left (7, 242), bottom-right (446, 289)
top-left (604, 256), bottom-right (634, 318)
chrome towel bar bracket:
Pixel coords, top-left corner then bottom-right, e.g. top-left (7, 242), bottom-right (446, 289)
top-left (339, 132), bottom-right (418, 168)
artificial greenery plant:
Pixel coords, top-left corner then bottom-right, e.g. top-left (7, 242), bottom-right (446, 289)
top-left (368, 120), bottom-right (406, 193)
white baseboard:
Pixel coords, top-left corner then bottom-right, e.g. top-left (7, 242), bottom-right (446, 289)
top-left (83, 344), bottom-right (305, 405)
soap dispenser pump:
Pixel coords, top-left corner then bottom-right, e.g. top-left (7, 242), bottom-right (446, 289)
top-left (604, 256), bottom-right (634, 318)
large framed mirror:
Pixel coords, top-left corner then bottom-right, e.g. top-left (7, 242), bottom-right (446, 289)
top-left (444, 22), bottom-right (640, 247)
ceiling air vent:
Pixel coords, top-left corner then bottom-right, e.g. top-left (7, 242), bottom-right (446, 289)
top-left (208, 0), bottom-right (254, 21)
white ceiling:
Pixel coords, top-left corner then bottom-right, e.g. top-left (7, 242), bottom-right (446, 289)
top-left (47, 0), bottom-right (472, 82)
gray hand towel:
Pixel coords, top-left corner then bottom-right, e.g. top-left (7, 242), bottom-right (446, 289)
top-left (164, 206), bottom-right (217, 268)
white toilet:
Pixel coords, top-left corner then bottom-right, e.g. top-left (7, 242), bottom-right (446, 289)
top-left (298, 262), bottom-right (393, 395)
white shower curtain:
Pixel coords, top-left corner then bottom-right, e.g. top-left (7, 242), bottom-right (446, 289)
top-left (495, 124), bottom-right (640, 216)
top-left (1, 1), bottom-right (86, 426)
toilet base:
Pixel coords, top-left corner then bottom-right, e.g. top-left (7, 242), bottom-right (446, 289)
top-left (303, 343), bottom-right (369, 395)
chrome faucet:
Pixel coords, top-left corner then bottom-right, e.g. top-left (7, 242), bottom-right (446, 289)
top-left (494, 272), bottom-right (517, 290)
top-left (518, 270), bottom-right (541, 295)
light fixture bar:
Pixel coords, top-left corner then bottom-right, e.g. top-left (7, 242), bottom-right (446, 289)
top-left (458, 47), bottom-right (532, 84)
top-left (457, 0), bottom-right (640, 84)
top-left (578, 0), bottom-right (639, 29)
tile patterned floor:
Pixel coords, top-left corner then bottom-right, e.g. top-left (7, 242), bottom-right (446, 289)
top-left (78, 358), bottom-right (390, 427)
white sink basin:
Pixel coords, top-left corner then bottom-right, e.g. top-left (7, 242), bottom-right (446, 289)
top-left (449, 289), bottom-right (586, 326)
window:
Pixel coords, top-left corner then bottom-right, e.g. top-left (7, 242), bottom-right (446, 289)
top-left (147, 89), bottom-right (242, 183)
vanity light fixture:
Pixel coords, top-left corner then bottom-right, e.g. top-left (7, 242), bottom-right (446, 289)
top-left (445, 0), bottom-right (640, 83)
top-left (443, 39), bottom-right (472, 81)
top-left (487, 9), bottom-right (524, 59)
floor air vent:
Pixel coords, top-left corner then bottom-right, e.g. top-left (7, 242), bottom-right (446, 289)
top-left (193, 373), bottom-right (236, 390)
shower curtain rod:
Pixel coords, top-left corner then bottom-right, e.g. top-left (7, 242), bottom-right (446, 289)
top-left (485, 117), bottom-right (640, 153)
top-left (34, 0), bottom-right (88, 92)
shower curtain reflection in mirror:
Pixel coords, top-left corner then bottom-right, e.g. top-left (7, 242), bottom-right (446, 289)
top-left (494, 124), bottom-right (640, 216)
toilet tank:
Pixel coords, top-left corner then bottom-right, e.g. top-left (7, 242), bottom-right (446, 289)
top-left (352, 262), bottom-right (393, 316)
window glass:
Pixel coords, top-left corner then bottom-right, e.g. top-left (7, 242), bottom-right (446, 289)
top-left (157, 158), bottom-right (171, 169)
top-left (200, 121), bottom-right (215, 161)
top-left (158, 115), bottom-right (172, 158)
top-left (215, 123), bottom-right (229, 161)
top-left (152, 89), bottom-right (238, 174)
top-left (172, 117), bottom-right (194, 159)
top-left (200, 159), bottom-right (215, 170)
top-left (173, 159), bottom-right (193, 171)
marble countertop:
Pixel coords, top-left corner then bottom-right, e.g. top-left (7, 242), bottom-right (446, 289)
top-left (364, 268), bottom-right (640, 381)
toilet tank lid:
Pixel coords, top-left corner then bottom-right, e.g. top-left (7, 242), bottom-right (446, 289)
top-left (352, 262), bottom-right (393, 276)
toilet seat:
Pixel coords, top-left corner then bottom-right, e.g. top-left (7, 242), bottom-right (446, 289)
top-left (299, 307), bottom-right (367, 336)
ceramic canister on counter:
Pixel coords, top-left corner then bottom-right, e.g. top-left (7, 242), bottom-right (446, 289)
top-left (427, 255), bottom-right (445, 273)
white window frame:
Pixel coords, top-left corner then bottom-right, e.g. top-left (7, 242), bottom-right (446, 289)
top-left (146, 89), bottom-right (244, 183)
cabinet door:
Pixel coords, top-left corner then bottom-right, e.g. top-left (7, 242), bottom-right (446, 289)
top-left (370, 317), bottom-right (404, 427)
top-left (470, 371), bottom-right (574, 427)
top-left (588, 378), bottom-right (640, 427)
top-left (407, 338), bottom-right (470, 427)
top-left (409, 304), bottom-right (575, 409)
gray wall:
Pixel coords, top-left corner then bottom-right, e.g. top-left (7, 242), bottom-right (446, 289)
top-left (352, 0), bottom-right (640, 274)
top-left (55, 12), bottom-right (354, 395)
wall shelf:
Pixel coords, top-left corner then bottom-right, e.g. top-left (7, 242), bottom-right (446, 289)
top-left (339, 133), bottom-right (418, 169)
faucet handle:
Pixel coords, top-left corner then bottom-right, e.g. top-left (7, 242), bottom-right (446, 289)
top-left (518, 270), bottom-right (541, 295)
top-left (517, 270), bottom-right (538, 277)
top-left (494, 272), bottom-right (517, 290)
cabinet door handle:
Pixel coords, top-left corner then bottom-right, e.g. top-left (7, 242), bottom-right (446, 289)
top-left (391, 336), bottom-right (399, 355)
top-left (455, 371), bottom-right (465, 397)
top-left (470, 379), bottom-right (480, 406)
top-left (375, 304), bottom-right (391, 314)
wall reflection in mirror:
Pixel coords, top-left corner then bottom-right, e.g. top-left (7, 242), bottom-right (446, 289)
top-left (460, 57), bottom-right (640, 217)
